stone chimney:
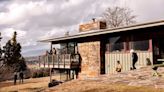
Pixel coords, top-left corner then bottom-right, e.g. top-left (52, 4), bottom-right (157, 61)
top-left (92, 18), bottom-right (96, 22)
top-left (79, 18), bottom-right (106, 32)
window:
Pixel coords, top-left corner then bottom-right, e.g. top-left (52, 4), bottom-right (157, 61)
top-left (60, 43), bottom-right (67, 54)
top-left (132, 40), bottom-right (149, 51)
top-left (60, 42), bottom-right (77, 54)
top-left (68, 42), bottom-right (76, 54)
top-left (106, 36), bottom-right (124, 52)
top-left (105, 34), bottom-right (150, 52)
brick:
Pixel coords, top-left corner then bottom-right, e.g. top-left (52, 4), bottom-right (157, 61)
top-left (78, 41), bottom-right (100, 79)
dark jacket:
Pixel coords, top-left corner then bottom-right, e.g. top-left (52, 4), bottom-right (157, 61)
top-left (132, 52), bottom-right (138, 62)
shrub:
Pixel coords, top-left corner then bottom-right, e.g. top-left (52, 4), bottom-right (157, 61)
top-left (32, 72), bottom-right (38, 78)
top-left (31, 68), bottom-right (50, 78)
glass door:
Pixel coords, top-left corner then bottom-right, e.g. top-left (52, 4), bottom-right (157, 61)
top-left (153, 38), bottom-right (164, 64)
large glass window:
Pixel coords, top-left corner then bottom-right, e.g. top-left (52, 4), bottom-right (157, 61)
top-left (132, 40), bottom-right (149, 51)
top-left (60, 42), bottom-right (77, 54)
top-left (105, 34), bottom-right (150, 52)
top-left (106, 36), bottom-right (124, 52)
top-left (68, 42), bottom-right (76, 54)
top-left (60, 43), bottom-right (67, 54)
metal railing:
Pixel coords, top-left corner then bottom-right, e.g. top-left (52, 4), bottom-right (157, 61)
top-left (39, 54), bottom-right (80, 69)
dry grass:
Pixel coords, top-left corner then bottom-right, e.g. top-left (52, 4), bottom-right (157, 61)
top-left (0, 74), bottom-right (67, 92)
top-left (46, 80), bottom-right (164, 92)
top-left (1, 75), bottom-right (164, 92)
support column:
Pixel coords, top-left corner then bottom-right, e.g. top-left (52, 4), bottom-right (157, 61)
top-left (50, 42), bottom-right (52, 53)
top-left (66, 70), bottom-right (69, 80)
top-left (49, 68), bottom-right (52, 83)
top-left (149, 39), bottom-right (153, 52)
top-left (78, 41), bottom-right (100, 79)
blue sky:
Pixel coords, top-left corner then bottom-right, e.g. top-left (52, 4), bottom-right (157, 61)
top-left (0, 0), bottom-right (164, 57)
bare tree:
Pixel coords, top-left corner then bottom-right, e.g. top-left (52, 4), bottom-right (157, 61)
top-left (103, 6), bottom-right (136, 28)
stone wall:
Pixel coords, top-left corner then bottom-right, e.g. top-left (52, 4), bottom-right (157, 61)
top-left (78, 41), bottom-right (100, 79)
top-left (79, 21), bottom-right (106, 32)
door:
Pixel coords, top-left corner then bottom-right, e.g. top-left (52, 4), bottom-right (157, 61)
top-left (153, 38), bottom-right (164, 64)
top-left (100, 40), bottom-right (105, 74)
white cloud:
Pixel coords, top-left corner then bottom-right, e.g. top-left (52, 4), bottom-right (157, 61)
top-left (39, 24), bottom-right (78, 40)
top-left (1, 27), bottom-right (27, 47)
top-left (0, 0), bottom-right (53, 25)
top-left (61, 0), bottom-right (83, 9)
top-left (1, 28), bottom-right (26, 39)
top-left (116, 0), bottom-right (164, 22)
top-left (0, 0), bottom-right (163, 56)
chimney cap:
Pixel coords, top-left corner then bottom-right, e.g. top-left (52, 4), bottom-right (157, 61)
top-left (92, 18), bottom-right (96, 22)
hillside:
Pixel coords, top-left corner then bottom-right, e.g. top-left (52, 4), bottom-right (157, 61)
top-left (1, 66), bottom-right (164, 92)
top-left (45, 66), bottom-right (164, 92)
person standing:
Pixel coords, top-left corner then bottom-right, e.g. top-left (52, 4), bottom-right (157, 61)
top-left (19, 71), bottom-right (24, 84)
top-left (52, 48), bottom-right (56, 55)
top-left (14, 72), bottom-right (17, 85)
top-left (116, 61), bottom-right (122, 72)
top-left (130, 49), bottom-right (138, 69)
top-left (45, 50), bottom-right (49, 56)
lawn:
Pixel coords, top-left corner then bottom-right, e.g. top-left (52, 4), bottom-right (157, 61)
top-left (0, 74), bottom-right (66, 92)
top-left (1, 73), bottom-right (164, 92)
top-left (46, 80), bottom-right (164, 92)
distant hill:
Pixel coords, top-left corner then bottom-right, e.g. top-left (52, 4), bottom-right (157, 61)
top-left (25, 56), bottom-right (39, 61)
top-left (24, 56), bottom-right (40, 68)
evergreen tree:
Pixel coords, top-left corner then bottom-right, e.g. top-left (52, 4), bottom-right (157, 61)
top-left (2, 31), bottom-right (27, 72)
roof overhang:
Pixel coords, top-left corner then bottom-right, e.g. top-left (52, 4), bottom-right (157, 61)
top-left (39, 20), bottom-right (164, 43)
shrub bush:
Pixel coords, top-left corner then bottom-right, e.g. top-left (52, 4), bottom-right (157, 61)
top-left (32, 72), bottom-right (38, 78)
top-left (31, 68), bottom-right (50, 78)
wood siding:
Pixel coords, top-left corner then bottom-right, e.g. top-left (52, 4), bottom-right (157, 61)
top-left (105, 51), bottom-right (153, 74)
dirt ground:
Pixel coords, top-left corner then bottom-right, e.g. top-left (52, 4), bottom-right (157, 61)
top-left (2, 78), bottom-right (164, 92)
top-left (45, 79), bottom-right (164, 92)
top-left (1, 67), bottom-right (164, 92)
top-left (0, 75), bottom-right (65, 92)
top-left (1, 77), bottom-right (164, 92)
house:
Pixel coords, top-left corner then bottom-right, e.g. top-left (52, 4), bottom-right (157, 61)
top-left (39, 19), bottom-right (164, 79)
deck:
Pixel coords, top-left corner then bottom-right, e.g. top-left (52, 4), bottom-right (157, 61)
top-left (39, 54), bottom-right (80, 69)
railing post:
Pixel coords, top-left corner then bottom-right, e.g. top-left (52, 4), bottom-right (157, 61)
top-left (40, 54), bottom-right (80, 70)
top-left (48, 55), bottom-right (49, 68)
top-left (64, 54), bottom-right (65, 69)
top-left (58, 54), bottom-right (59, 68)
top-left (50, 68), bottom-right (52, 83)
top-left (70, 54), bottom-right (71, 68)
top-left (44, 55), bottom-right (46, 68)
top-left (38, 56), bottom-right (40, 67)
top-left (52, 55), bottom-right (54, 68)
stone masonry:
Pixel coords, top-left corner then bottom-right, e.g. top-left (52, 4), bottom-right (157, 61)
top-left (78, 41), bottom-right (100, 79)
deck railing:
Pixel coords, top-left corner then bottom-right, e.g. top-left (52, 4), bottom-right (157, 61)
top-left (39, 54), bottom-right (80, 69)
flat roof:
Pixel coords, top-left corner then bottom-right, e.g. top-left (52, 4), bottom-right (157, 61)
top-left (39, 20), bottom-right (164, 42)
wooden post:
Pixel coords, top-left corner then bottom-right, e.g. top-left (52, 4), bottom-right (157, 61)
top-left (66, 70), bottom-right (68, 81)
top-left (60, 70), bottom-right (61, 81)
top-left (48, 55), bottom-right (49, 68)
top-left (52, 55), bottom-right (54, 68)
top-left (38, 56), bottom-right (40, 67)
top-left (50, 42), bottom-right (52, 52)
top-left (123, 41), bottom-right (126, 52)
top-left (68, 70), bottom-right (71, 80)
top-left (72, 70), bottom-right (74, 79)
top-left (58, 55), bottom-right (59, 68)
top-left (149, 39), bottom-right (153, 52)
top-left (44, 56), bottom-right (46, 68)
top-left (49, 68), bottom-right (52, 83)
top-left (64, 54), bottom-right (65, 69)
top-left (73, 70), bottom-right (76, 79)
